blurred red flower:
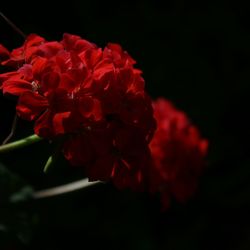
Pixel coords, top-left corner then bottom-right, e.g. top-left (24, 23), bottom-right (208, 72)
top-left (149, 98), bottom-right (208, 208)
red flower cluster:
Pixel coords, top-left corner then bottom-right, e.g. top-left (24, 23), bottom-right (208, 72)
top-left (149, 99), bottom-right (208, 208)
top-left (0, 34), bottom-right (156, 190)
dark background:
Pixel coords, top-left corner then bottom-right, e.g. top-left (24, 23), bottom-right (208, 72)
top-left (1, 0), bottom-right (250, 249)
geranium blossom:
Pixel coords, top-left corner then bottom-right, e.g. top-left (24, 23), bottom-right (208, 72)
top-left (0, 33), bottom-right (156, 190)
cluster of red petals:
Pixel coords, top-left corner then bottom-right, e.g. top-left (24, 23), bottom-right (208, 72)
top-left (0, 34), bottom-right (156, 190)
top-left (149, 99), bottom-right (208, 208)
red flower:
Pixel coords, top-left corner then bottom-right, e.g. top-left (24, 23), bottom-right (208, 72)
top-left (0, 33), bottom-right (156, 191)
top-left (149, 98), bottom-right (208, 208)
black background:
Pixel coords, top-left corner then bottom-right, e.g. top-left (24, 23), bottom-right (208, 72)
top-left (1, 0), bottom-right (250, 249)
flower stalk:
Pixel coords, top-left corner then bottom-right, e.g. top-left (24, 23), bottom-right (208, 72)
top-left (0, 134), bottom-right (42, 153)
top-left (0, 11), bottom-right (26, 38)
top-left (33, 178), bottom-right (102, 199)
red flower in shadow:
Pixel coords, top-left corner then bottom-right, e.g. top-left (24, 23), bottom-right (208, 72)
top-left (149, 98), bottom-right (208, 208)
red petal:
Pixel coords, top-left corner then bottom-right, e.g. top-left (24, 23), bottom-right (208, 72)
top-left (60, 73), bottom-right (79, 92)
top-left (41, 71), bottom-right (61, 92)
top-left (24, 34), bottom-right (45, 49)
top-left (104, 43), bottom-right (136, 66)
top-left (78, 96), bottom-right (102, 121)
top-left (0, 72), bottom-right (20, 86)
top-left (32, 57), bottom-right (48, 79)
top-left (17, 64), bottom-right (33, 81)
top-left (52, 112), bottom-right (71, 135)
top-left (3, 79), bottom-right (32, 96)
top-left (62, 33), bottom-right (95, 52)
top-left (16, 91), bottom-right (48, 120)
top-left (38, 41), bottom-right (63, 58)
top-left (79, 48), bottom-right (102, 68)
top-left (2, 47), bottom-right (24, 67)
top-left (34, 111), bottom-right (54, 138)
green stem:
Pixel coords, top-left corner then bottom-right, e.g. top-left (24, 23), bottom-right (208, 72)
top-left (43, 141), bottom-right (63, 173)
top-left (0, 134), bottom-right (42, 153)
top-left (43, 155), bottom-right (53, 173)
top-left (33, 179), bottom-right (103, 199)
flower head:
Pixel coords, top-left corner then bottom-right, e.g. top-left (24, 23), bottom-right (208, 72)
top-left (0, 34), bottom-right (156, 190)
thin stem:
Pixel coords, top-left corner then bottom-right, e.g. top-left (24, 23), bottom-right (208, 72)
top-left (0, 11), bottom-right (26, 38)
top-left (2, 114), bottom-right (19, 145)
top-left (43, 140), bottom-right (64, 173)
top-left (43, 155), bottom-right (53, 173)
top-left (0, 134), bottom-right (42, 153)
top-left (33, 179), bottom-right (103, 199)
